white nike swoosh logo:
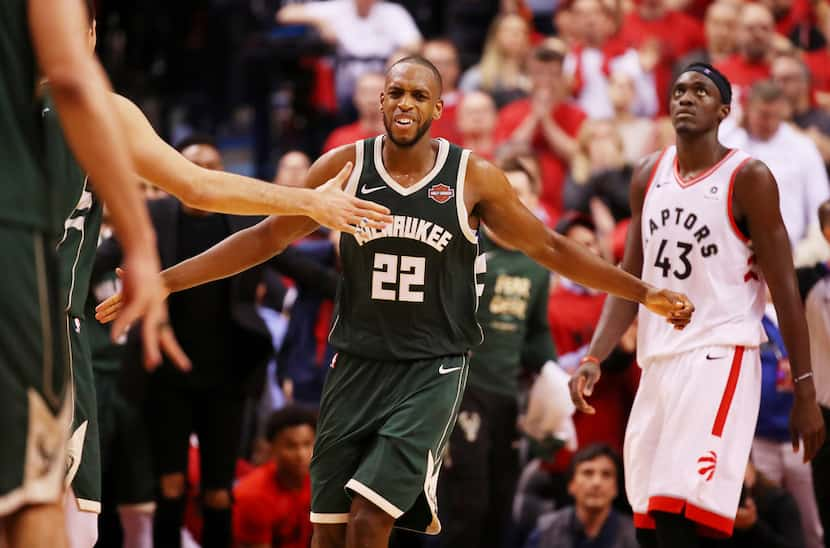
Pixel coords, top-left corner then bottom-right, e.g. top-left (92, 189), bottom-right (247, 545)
top-left (438, 364), bottom-right (462, 375)
top-left (361, 184), bottom-right (385, 194)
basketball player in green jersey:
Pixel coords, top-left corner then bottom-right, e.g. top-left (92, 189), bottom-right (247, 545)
top-left (48, 6), bottom-right (390, 546)
top-left (97, 55), bottom-right (694, 548)
top-left (0, 0), bottom-right (182, 545)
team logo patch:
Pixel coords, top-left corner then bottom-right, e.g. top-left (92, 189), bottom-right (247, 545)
top-left (428, 183), bottom-right (454, 204)
top-left (697, 450), bottom-right (717, 481)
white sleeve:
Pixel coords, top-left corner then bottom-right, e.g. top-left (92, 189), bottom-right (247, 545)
top-left (302, 1), bottom-right (341, 22)
top-left (383, 4), bottom-right (422, 46)
top-left (801, 135), bottom-right (830, 230)
top-left (609, 50), bottom-right (658, 118)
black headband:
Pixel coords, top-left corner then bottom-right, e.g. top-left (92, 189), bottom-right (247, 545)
top-left (682, 63), bottom-right (732, 105)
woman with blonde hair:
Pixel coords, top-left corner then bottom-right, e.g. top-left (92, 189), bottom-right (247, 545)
top-left (459, 13), bottom-right (533, 107)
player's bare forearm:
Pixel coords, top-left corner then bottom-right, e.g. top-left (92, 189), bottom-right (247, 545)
top-left (734, 162), bottom-right (816, 397)
top-left (162, 216), bottom-right (318, 294)
top-left (30, 0), bottom-right (154, 254)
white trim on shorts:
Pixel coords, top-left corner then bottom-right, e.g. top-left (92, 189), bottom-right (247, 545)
top-left (76, 498), bottom-right (101, 514)
top-left (345, 479), bottom-right (404, 519)
top-left (310, 512), bottom-right (350, 524)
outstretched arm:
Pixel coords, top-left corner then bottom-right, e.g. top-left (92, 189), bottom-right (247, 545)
top-left (732, 160), bottom-right (826, 462)
top-left (472, 155), bottom-right (690, 317)
top-left (111, 94), bottom-right (390, 232)
top-left (97, 147), bottom-right (357, 322)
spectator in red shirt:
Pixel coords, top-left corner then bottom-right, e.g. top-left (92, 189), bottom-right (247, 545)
top-left (805, 9), bottom-right (830, 107)
top-left (457, 91), bottom-right (498, 159)
top-left (422, 39), bottom-right (463, 144)
top-left (618, 0), bottom-right (705, 113)
top-left (715, 4), bottom-right (775, 106)
top-left (233, 406), bottom-right (316, 548)
top-left (322, 72), bottom-right (385, 153)
top-left (494, 45), bottom-right (586, 219)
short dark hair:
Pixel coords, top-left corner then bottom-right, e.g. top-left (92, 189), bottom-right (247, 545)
top-left (265, 406), bottom-right (317, 442)
top-left (85, 0), bottom-right (96, 24)
top-left (173, 133), bottom-right (219, 153)
top-left (532, 44), bottom-right (565, 64)
top-left (498, 155), bottom-right (541, 196)
top-left (567, 443), bottom-right (620, 482)
top-left (388, 55), bottom-right (443, 94)
top-left (747, 80), bottom-right (786, 104)
top-left (819, 199), bottom-right (830, 230)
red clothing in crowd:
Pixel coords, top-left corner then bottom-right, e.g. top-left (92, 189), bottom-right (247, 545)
top-left (774, 0), bottom-right (812, 36)
top-left (322, 122), bottom-right (377, 153)
top-left (494, 100), bottom-right (586, 219)
top-left (547, 282), bottom-right (640, 457)
top-left (618, 10), bottom-right (704, 113)
top-left (233, 461), bottom-right (313, 548)
top-left (806, 49), bottom-right (830, 94)
top-left (431, 90), bottom-right (463, 144)
top-left (714, 55), bottom-right (771, 104)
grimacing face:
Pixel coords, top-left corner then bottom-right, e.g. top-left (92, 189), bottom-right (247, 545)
top-left (381, 63), bottom-right (443, 148)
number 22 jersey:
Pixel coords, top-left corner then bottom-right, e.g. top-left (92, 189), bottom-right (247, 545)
top-left (637, 146), bottom-right (766, 365)
top-left (329, 136), bottom-right (485, 361)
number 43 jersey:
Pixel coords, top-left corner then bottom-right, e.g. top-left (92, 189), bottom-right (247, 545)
top-left (329, 136), bottom-right (485, 361)
top-left (637, 146), bottom-right (766, 365)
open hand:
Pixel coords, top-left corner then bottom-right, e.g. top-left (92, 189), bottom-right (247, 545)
top-left (790, 394), bottom-right (826, 463)
top-left (308, 162), bottom-right (392, 234)
top-left (568, 360), bottom-right (601, 414)
top-left (644, 288), bottom-right (694, 330)
top-left (95, 266), bottom-right (189, 372)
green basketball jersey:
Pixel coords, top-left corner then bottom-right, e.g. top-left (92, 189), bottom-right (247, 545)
top-left (468, 231), bottom-right (556, 398)
top-left (0, 1), bottom-right (52, 231)
top-left (43, 95), bottom-right (104, 318)
top-left (329, 137), bottom-right (485, 361)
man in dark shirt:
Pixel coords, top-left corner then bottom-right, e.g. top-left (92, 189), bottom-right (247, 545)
top-left (525, 444), bottom-right (637, 548)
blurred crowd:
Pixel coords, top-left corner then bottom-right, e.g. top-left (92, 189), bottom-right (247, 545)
top-left (88, 0), bottom-right (830, 546)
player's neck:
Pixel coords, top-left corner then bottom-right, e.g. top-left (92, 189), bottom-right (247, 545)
top-left (381, 134), bottom-right (437, 183)
top-left (675, 132), bottom-right (729, 179)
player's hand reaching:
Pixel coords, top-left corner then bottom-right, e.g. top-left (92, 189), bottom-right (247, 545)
top-left (569, 359), bottom-right (601, 414)
top-left (96, 266), bottom-right (190, 372)
top-left (643, 288), bottom-right (694, 330)
top-left (307, 162), bottom-right (393, 235)
top-left (790, 392), bottom-right (826, 463)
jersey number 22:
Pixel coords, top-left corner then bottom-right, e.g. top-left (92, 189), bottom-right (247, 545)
top-left (371, 253), bottom-right (425, 302)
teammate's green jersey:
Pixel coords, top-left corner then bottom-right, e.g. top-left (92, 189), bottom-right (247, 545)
top-left (329, 137), bottom-right (485, 361)
top-left (43, 95), bottom-right (104, 318)
top-left (0, 1), bottom-right (54, 231)
top-left (468, 231), bottom-right (556, 398)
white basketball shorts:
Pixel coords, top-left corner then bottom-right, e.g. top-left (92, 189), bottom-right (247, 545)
top-left (625, 344), bottom-right (761, 538)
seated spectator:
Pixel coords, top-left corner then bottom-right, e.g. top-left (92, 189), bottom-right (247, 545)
top-left (322, 72), bottom-right (385, 152)
top-left (564, 0), bottom-right (658, 119)
top-left (608, 71), bottom-right (656, 164)
top-left (617, 0), bottom-right (705, 114)
top-left (273, 151), bottom-right (311, 187)
top-left (753, 308), bottom-right (825, 548)
top-left (524, 444), bottom-right (637, 548)
top-left (276, 0), bottom-right (421, 114)
top-left (563, 120), bottom-right (632, 223)
top-left (771, 55), bottom-right (830, 168)
top-left (422, 39), bottom-right (463, 143)
top-left (715, 3), bottom-right (776, 134)
top-left (674, 1), bottom-right (740, 76)
top-left (459, 14), bottom-right (533, 108)
top-left (721, 81), bottom-right (830, 255)
top-left (495, 44), bottom-right (586, 219)
top-left (233, 406), bottom-right (316, 548)
top-left (724, 461), bottom-right (807, 548)
top-left (457, 91), bottom-right (498, 158)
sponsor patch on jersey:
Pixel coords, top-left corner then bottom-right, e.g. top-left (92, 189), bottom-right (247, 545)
top-left (428, 183), bottom-right (454, 204)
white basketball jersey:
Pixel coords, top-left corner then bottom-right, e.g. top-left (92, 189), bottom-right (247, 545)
top-left (637, 146), bottom-right (766, 365)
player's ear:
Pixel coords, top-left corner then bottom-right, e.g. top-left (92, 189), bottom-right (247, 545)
top-left (432, 98), bottom-right (444, 121)
top-left (379, 92), bottom-right (385, 112)
top-left (718, 104), bottom-right (731, 122)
